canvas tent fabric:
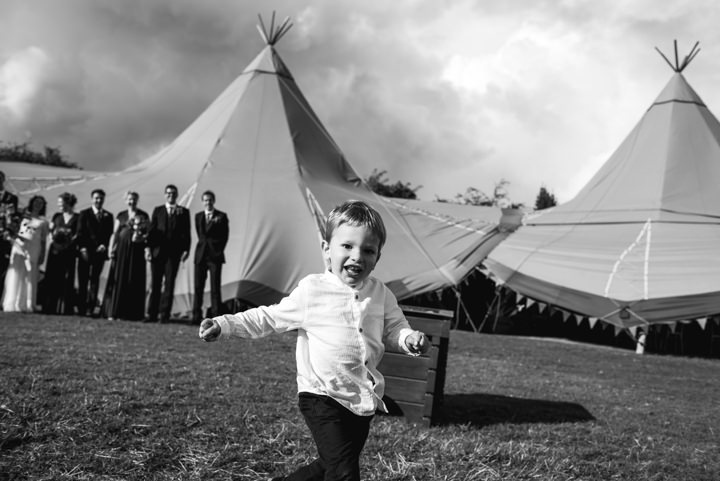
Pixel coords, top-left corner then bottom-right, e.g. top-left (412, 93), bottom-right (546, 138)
top-left (2, 33), bottom-right (510, 314)
top-left (484, 71), bottom-right (720, 328)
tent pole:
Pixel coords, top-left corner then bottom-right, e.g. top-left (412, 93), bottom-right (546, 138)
top-left (452, 288), bottom-right (479, 332)
top-left (458, 293), bottom-right (479, 332)
top-left (476, 290), bottom-right (499, 333)
top-left (454, 291), bottom-right (461, 330)
top-left (491, 288), bottom-right (503, 333)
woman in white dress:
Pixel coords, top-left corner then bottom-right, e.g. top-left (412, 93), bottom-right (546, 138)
top-left (2, 195), bottom-right (49, 312)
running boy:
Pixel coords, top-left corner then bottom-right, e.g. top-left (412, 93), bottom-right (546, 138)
top-left (199, 200), bottom-right (429, 481)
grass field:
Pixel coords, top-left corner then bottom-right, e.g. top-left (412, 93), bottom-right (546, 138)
top-left (1, 314), bottom-right (719, 480)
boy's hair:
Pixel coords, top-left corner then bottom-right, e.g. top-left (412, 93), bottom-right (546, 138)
top-left (202, 190), bottom-right (215, 201)
top-left (324, 200), bottom-right (387, 250)
top-left (91, 188), bottom-right (105, 198)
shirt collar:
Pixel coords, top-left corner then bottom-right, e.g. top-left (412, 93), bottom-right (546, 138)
top-left (165, 203), bottom-right (177, 210)
top-left (92, 207), bottom-right (102, 215)
top-left (322, 269), bottom-right (366, 292)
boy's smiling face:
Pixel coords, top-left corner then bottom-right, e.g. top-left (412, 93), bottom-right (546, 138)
top-left (323, 223), bottom-right (381, 288)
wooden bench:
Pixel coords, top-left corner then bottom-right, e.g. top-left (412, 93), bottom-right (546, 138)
top-left (378, 305), bottom-right (452, 427)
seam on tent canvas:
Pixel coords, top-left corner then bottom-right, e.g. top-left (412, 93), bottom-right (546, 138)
top-left (276, 78), bottom-right (348, 160)
top-left (251, 69), bottom-right (293, 80)
top-left (649, 98), bottom-right (706, 110)
top-left (643, 219), bottom-right (651, 300)
top-left (241, 74), bottom-right (266, 258)
top-left (604, 218), bottom-right (652, 298)
top-left (303, 186), bottom-right (327, 257)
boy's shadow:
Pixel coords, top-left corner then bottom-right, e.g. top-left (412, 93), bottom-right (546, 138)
top-left (434, 393), bottom-right (595, 427)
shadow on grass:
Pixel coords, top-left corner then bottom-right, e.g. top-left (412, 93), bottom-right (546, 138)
top-left (436, 393), bottom-right (595, 427)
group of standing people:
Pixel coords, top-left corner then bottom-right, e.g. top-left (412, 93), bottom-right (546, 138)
top-left (0, 172), bottom-right (229, 324)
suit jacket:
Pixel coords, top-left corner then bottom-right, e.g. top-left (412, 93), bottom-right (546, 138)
top-left (0, 191), bottom-right (18, 210)
top-left (148, 204), bottom-right (191, 259)
top-left (77, 207), bottom-right (114, 255)
top-left (194, 209), bottom-right (229, 264)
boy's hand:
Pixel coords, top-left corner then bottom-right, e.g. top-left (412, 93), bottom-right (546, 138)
top-left (199, 318), bottom-right (221, 342)
top-left (405, 330), bottom-right (429, 355)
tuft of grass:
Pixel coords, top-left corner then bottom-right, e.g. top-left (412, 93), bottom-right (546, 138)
top-left (0, 314), bottom-right (718, 480)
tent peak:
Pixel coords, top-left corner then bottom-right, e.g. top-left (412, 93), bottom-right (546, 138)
top-left (655, 40), bottom-right (700, 73)
top-left (257, 12), bottom-right (293, 46)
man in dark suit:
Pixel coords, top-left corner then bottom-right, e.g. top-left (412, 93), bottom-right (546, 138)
top-left (0, 171), bottom-right (19, 304)
top-left (192, 190), bottom-right (229, 324)
top-left (145, 184), bottom-right (191, 323)
top-left (76, 188), bottom-right (114, 316)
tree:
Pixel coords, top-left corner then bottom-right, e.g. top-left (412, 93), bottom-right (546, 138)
top-left (443, 186), bottom-right (493, 206)
top-left (0, 142), bottom-right (79, 169)
top-left (534, 186), bottom-right (557, 210)
top-left (437, 179), bottom-right (524, 208)
top-left (365, 169), bottom-right (420, 199)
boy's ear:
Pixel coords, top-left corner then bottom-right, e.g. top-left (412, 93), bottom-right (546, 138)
top-left (321, 240), bottom-right (331, 270)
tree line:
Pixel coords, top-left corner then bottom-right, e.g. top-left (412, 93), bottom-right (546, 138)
top-left (0, 142), bottom-right (80, 169)
top-left (364, 168), bottom-right (557, 211)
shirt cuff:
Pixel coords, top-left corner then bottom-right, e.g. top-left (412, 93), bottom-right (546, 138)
top-left (397, 328), bottom-right (419, 356)
top-left (216, 315), bottom-right (233, 340)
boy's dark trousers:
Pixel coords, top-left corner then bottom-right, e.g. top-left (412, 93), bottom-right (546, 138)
top-left (283, 393), bottom-right (373, 481)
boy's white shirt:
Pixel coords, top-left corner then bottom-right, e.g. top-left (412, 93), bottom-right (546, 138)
top-left (215, 270), bottom-right (415, 416)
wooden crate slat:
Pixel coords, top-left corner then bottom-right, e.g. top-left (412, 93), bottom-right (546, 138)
top-left (383, 394), bottom-right (437, 427)
top-left (384, 341), bottom-right (440, 362)
top-left (377, 353), bottom-right (431, 378)
top-left (384, 377), bottom-right (427, 404)
top-left (404, 316), bottom-right (450, 339)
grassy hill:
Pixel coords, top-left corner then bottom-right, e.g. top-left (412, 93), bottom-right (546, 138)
top-left (1, 314), bottom-right (718, 480)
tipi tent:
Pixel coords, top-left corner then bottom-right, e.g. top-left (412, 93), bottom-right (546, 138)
top-left (4, 17), bottom-right (511, 314)
top-left (484, 43), bottom-right (720, 329)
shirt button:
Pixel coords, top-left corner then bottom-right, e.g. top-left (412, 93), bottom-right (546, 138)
top-left (355, 294), bottom-right (359, 300)
top-left (359, 328), bottom-right (363, 332)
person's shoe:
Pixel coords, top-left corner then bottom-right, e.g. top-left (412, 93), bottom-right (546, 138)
top-left (143, 316), bottom-right (156, 323)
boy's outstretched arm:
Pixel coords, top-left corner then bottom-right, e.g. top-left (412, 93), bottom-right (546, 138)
top-left (199, 318), bottom-right (221, 342)
top-left (404, 330), bottom-right (430, 355)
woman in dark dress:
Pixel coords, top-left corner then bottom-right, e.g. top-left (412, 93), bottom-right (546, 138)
top-left (42, 192), bottom-right (79, 314)
top-left (102, 191), bottom-right (149, 320)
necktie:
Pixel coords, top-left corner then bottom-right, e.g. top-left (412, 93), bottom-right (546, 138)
top-left (96, 210), bottom-right (102, 222)
top-left (206, 212), bottom-right (212, 223)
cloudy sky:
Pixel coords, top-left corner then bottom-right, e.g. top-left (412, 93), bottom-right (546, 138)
top-left (2, 0), bottom-right (720, 205)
